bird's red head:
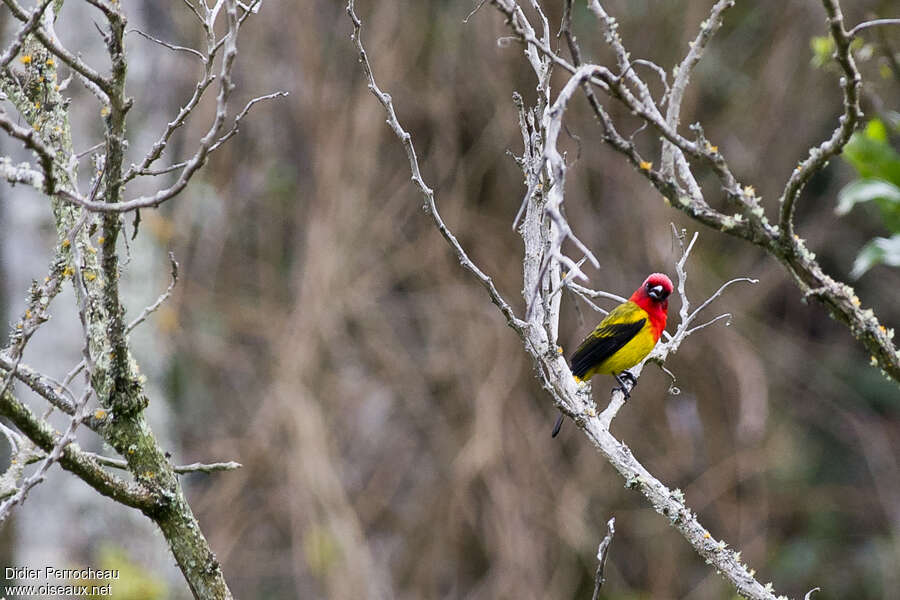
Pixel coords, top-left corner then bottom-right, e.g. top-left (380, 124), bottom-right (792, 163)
top-left (630, 273), bottom-right (673, 337)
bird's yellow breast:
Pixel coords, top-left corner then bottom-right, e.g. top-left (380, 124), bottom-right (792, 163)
top-left (579, 319), bottom-right (657, 381)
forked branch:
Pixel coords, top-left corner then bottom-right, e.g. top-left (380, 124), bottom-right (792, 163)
top-left (347, 2), bottom-right (781, 598)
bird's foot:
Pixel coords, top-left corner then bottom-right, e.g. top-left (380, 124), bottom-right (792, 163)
top-left (614, 371), bottom-right (637, 400)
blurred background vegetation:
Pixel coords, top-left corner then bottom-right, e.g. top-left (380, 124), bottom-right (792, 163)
top-left (1, 0), bottom-right (900, 599)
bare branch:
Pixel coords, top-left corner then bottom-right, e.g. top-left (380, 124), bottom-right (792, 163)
top-left (848, 18), bottom-right (900, 37)
top-left (86, 453), bottom-right (242, 474)
top-left (74, 71), bottom-right (110, 106)
top-left (510, 1), bottom-right (759, 227)
top-left (2, 0), bottom-right (110, 94)
top-left (127, 28), bottom-right (205, 61)
top-left (122, 76), bottom-right (216, 183)
top-left (778, 0), bottom-right (862, 239)
top-left (568, 290), bottom-right (609, 315)
top-left (83, 0), bottom-right (116, 18)
top-left (585, 0), bottom-right (706, 207)
top-left (76, 142), bottom-right (105, 160)
top-left (0, 0), bottom-right (269, 595)
top-left (523, 64), bottom-right (611, 322)
top-left (596, 230), bottom-right (749, 427)
top-left (591, 517), bottom-right (615, 600)
top-left (0, 108), bottom-right (58, 193)
top-left (548, 256), bottom-right (587, 301)
top-left (566, 282), bottom-right (626, 305)
top-left (211, 0), bottom-right (261, 55)
top-left (0, 157), bottom-right (44, 189)
top-left (463, 0), bottom-right (488, 24)
top-left (0, 257), bottom-right (67, 403)
top-left (0, 389), bottom-right (156, 511)
top-left (674, 228), bottom-right (699, 325)
top-left (662, 0), bottom-right (734, 177)
top-left (627, 59), bottom-right (670, 101)
top-left (0, 385), bottom-right (92, 524)
top-left (0, 0), bottom-right (54, 70)
top-left (510, 92), bottom-right (540, 231)
top-left (1, 355), bottom-right (65, 412)
top-left (64, 7), bottom-right (286, 211)
top-left (541, 65), bottom-right (606, 276)
top-left (119, 0), bottom-right (243, 185)
top-left (181, 0), bottom-right (206, 25)
top-left (205, 90), bottom-right (289, 154)
top-left (559, 0), bottom-right (618, 141)
top-left (353, 1), bottom-right (785, 596)
top-left (346, 0), bottom-right (526, 335)
top-left (173, 461), bottom-right (242, 474)
top-left (685, 312), bottom-right (732, 336)
top-left (688, 277), bottom-right (759, 323)
top-left (505, 0), bottom-right (900, 383)
top-left (0, 428), bottom-right (41, 501)
top-left (127, 252), bottom-right (179, 333)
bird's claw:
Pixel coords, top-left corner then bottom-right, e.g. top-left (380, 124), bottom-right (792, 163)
top-left (614, 371), bottom-right (637, 400)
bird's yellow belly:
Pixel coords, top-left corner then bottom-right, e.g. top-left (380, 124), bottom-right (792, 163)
top-left (583, 322), bottom-right (657, 380)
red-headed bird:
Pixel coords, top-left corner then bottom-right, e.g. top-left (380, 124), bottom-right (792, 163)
top-left (553, 273), bottom-right (673, 437)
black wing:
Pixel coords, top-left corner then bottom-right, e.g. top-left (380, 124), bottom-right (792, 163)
top-left (569, 319), bottom-right (645, 379)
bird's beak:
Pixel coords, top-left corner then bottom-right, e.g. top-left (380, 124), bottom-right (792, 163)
top-left (648, 284), bottom-right (666, 300)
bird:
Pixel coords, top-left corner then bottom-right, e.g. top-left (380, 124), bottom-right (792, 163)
top-left (552, 272), bottom-right (673, 437)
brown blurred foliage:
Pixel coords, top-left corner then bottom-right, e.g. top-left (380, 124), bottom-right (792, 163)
top-left (124, 1), bottom-right (900, 598)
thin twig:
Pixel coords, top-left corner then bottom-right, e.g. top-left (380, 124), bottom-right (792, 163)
top-left (85, 452), bottom-right (242, 474)
top-left (127, 252), bottom-right (179, 333)
top-left (0, 158), bottom-right (44, 189)
top-left (0, 108), bottom-right (58, 193)
top-left (76, 141), bottom-right (105, 160)
top-left (128, 28), bottom-right (205, 61)
top-left (566, 282), bottom-right (626, 304)
top-left (0, 0), bottom-right (54, 70)
top-left (0, 386), bottom-right (92, 523)
top-left (351, 1), bottom-right (855, 597)
top-left (181, 0), bottom-right (206, 25)
top-left (499, 0), bottom-right (900, 383)
top-left (122, 77), bottom-right (216, 183)
top-left (688, 277), bottom-right (758, 323)
top-left (347, 0), bottom-right (526, 335)
top-left (0, 389), bottom-right (154, 510)
top-left (62, 58), bottom-right (286, 211)
top-left (591, 517), bottom-right (615, 600)
top-left (848, 18), bottom-right (900, 37)
top-left (662, 0), bottom-right (734, 177)
top-left (778, 0), bottom-right (861, 239)
top-left (205, 90), bottom-right (289, 154)
top-left (523, 64), bottom-right (608, 321)
top-left (685, 312), bottom-right (732, 335)
top-left (2, 0), bottom-right (110, 95)
top-left (463, 0), bottom-right (488, 24)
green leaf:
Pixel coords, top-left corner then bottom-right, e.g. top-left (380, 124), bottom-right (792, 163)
top-left (811, 36), bottom-right (834, 68)
top-left (836, 179), bottom-right (900, 214)
top-left (842, 119), bottom-right (900, 183)
top-left (864, 118), bottom-right (888, 142)
top-left (850, 234), bottom-right (900, 278)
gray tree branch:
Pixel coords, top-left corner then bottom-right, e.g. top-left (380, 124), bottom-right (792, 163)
top-left (347, 2), bottom-right (781, 598)
top-left (0, 0), bottom-right (278, 597)
top-left (497, 0), bottom-right (900, 384)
